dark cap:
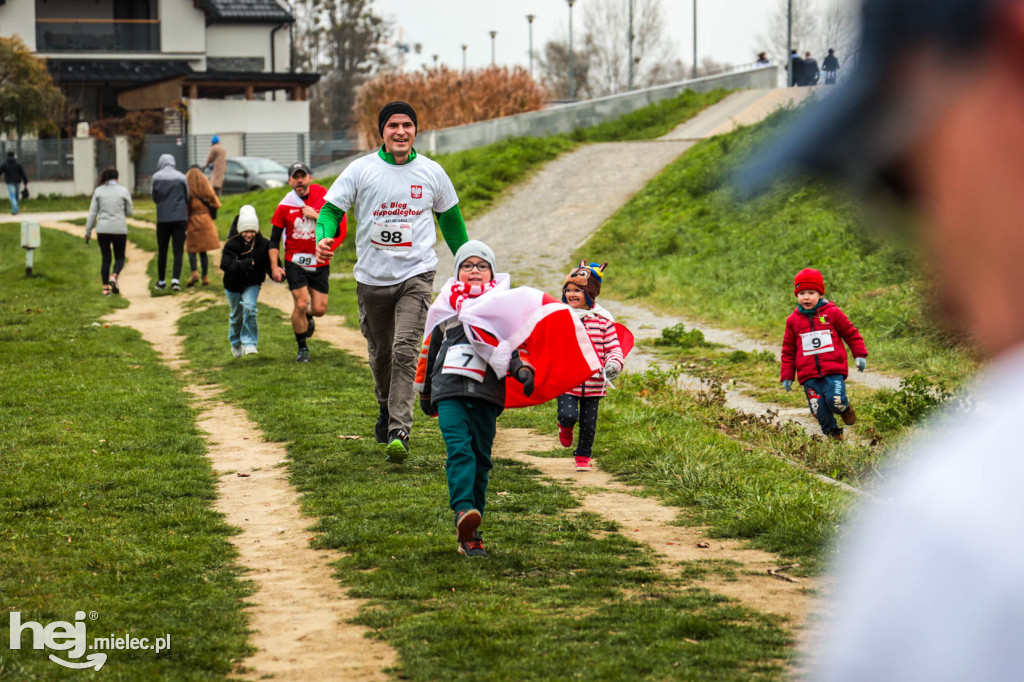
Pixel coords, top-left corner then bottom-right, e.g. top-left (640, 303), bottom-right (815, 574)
top-left (738, 0), bottom-right (1001, 196)
top-left (288, 161), bottom-right (312, 178)
top-left (377, 101), bottom-right (418, 138)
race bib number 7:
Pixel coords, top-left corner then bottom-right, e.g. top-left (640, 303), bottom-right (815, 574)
top-left (442, 343), bottom-right (487, 382)
top-left (371, 221), bottom-right (412, 251)
top-left (800, 329), bottom-right (834, 355)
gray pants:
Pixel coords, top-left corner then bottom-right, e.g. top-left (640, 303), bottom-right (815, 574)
top-left (356, 271), bottom-right (434, 436)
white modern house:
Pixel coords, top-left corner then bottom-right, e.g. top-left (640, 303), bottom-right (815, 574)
top-left (0, 0), bottom-right (318, 157)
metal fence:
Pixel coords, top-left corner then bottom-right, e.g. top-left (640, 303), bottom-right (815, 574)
top-left (0, 138), bottom-right (74, 181)
top-left (134, 134), bottom-right (189, 194)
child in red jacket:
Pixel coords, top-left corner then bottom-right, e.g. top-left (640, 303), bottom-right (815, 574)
top-left (781, 268), bottom-right (868, 440)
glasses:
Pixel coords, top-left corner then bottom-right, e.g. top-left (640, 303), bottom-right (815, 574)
top-left (459, 261), bottom-right (491, 272)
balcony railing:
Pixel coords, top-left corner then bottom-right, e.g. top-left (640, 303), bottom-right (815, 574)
top-left (36, 19), bottom-right (160, 53)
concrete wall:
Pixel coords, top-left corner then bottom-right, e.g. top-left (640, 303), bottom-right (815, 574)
top-left (188, 99), bottom-right (310, 135)
top-left (160, 0), bottom-right (205, 55)
top-left (0, 2), bottom-right (38, 50)
top-left (417, 66), bottom-right (778, 156)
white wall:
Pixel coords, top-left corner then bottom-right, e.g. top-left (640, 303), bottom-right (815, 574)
top-left (160, 0), bottom-right (204, 54)
top-left (188, 99), bottom-right (310, 135)
top-left (0, 2), bottom-right (38, 50)
top-left (205, 24), bottom-right (290, 71)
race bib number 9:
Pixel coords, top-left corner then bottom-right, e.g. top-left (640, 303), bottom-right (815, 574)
top-left (442, 343), bottom-right (487, 382)
top-left (371, 221), bottom-right (412, 251)
top-left (800, 329), bottom-right (834, 355)
top-left (290, 252), bottom-right (318, 272)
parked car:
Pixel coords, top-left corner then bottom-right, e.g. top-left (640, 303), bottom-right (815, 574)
top-left (220, 157), bottom-right (289, 194)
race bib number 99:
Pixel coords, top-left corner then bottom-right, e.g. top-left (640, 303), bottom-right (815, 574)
top-left (290, 252), bottom-right (318, 272)
top-left (800, 329), bottom-right (834, 356)
top-left (371, 221), bottom-right (412, 251)
top-left (442, 343), bottom-right (487, 382)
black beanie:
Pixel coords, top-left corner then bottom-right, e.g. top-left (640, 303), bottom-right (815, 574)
top-left (377, 101), bottom-right (418, 138)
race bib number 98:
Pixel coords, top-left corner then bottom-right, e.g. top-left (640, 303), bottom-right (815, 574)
top-left (371, 221), bottom-right (412, 251)
top-left (442, 343), bottom-right (487, 382)
top-left (800, 329), bottom-right (834, 355)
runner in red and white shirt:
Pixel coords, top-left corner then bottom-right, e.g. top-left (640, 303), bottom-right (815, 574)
top-left (269, 161), bottom-right (345, 363)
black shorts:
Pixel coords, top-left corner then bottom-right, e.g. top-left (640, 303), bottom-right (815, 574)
top-left (285, 261), bottom-right (330, 294)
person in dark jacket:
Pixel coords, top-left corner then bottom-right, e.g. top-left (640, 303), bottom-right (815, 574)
top-left (1, 151), bottom-right (29, 215)
top-left (780, 268), bottom-right (868, 439)
top-left (789, 50), bottom-right (805, 86)
top-left (416, 241), bottom-right (535, 558)
top-left (220, 205), bottom-right (272, 357)
top-left (822, 48), bottom-right (841, 84)
top-left (804, 51), bottom-right (821, 86)
top-left (150, 153), bottom-right (189, 291)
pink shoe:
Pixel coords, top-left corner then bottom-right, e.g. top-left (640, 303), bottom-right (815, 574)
top-left (558, 424), bottom-right (574, 447)
top-left (575, 456), bottom-right (592, 471)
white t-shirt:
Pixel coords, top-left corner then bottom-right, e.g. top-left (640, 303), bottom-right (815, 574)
top-left (808, 345), bottom-right (1024, 681)
top-left (324, 150), bottom-right (459, 286)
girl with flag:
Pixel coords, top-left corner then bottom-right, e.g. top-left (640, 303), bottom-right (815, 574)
top-left (414, 241), bottom-right (602, 557)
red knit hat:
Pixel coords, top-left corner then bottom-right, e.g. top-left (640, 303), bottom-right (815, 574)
top-left (794, 268), bottom-right (825, 296)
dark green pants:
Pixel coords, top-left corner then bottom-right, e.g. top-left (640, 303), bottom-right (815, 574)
top-left (437, 398), bottom-right (502, 515)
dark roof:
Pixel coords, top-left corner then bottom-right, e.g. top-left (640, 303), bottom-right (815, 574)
top-left (195, 0), bottom-right (293, 23)
top-left (47, 59), bottom-right (193, 84)
top-left (188, 70), bottom-right (320, 85)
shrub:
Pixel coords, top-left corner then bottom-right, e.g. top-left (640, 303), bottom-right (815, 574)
top-left (353, 66), bottom-right (546, 145)
top-left (656, 323), bottom-right (707, 348)
top-left (866, 374), bottom-right (952, 432)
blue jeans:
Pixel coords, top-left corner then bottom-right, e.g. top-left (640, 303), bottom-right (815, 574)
top-left (803, 374), bottom-right (850, 436)
top-left (7, 183), bottom-right (18, 214)
top-left (226, 286), bottom-right (260, 348)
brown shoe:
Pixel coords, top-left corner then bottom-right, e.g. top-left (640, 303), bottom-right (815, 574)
top-left (202, 274), bottom-right (210, 286)
top-left (841, 404), bottom-right (856, 426)
top-left (186, 271), bottom-right (199, 288)
top-left (829, 431), bottom-right (844, 441)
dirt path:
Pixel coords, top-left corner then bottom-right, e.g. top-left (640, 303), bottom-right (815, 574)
top-left (43, 222), bottom-right (395, 681)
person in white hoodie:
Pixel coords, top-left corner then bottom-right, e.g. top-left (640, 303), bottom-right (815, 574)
top-left (84, 167), bottom-right (133, 296)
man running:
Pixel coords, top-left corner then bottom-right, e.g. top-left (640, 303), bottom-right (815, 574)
top-left (315, 101), bottom-right (468, 462)
top-left (269, 161), bottom-right (343, 363)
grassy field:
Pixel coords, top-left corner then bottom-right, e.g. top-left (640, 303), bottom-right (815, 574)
top-left (2, 195), bottom-right (156, 215)
top-left (0, 224), bottom-right (251, 679)
top-left (580, 109), bottom-right (979, 389)
top-left (177, 296), bottom-right (853, 678)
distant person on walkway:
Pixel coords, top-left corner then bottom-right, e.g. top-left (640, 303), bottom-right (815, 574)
top-left (1, 151), bottom-right (28, 215)
top-left (269, 161), bottom-right (338, 364)
top-left (789, 50), bottom-right (805, 86)
top-left (756, 51), bottom-right (771, 65)
top-left (804, 51), bottom-right (821, 86)
top-left (556, 261), bottom-right (629, 472)
top-left (84, 167), bottom-right (133, 296)
top-left (315, 100), bottom-right (469, 461)
top-left (823, 48), bottom-right (840, 84)
top-left (743, 0), bottom-right (1024, 678)
top-left (780, 268), bottom-right (867, 440)
top-left (151, 154), bottom-right (189, 291)
top-left (220, 205), bottom-right (272, 357)
top-left (205, 135), bottom-right (227, 196)
top-left (185, 167), bottom-right (222, 287)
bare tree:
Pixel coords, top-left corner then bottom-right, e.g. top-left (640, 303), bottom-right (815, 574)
top-left (537, 38), bottom-right (596, 100)
top-left (582, 0), bottom-right (679, 96)
top-left (819, 0), bottom-right (859, 69)
top-left (761, 0), bottom-right (819, 64)
top-left (293, 0), bottom-right (392, 132)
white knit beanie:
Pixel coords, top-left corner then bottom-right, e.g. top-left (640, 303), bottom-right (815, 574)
top-left (237, 205), bottom-right (259, 233)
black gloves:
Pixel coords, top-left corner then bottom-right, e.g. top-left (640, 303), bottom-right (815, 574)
top-left (420, 396), bottom-right (437, 417)
top-left (517, 367), bottom-right (535, 397)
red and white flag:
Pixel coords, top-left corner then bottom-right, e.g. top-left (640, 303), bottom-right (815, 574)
top-left (423, 274), bottom-right (603, 408)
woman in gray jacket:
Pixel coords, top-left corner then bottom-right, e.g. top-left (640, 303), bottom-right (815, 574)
top-left (85, 167), bottom-right (134, 295)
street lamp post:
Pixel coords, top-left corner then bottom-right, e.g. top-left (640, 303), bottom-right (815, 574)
top-left (461, 44), bottom-right (468, 71)
top-left (692, 0), bottom-right (698, 80)
top-left (567, 0), bottom-right (577, 100)
top-left (787, 0), bottom-right (793, 86)
top-left (526, 14), bottom-right (536, 78)
top-left (489, 30), bottom-right (497, 66)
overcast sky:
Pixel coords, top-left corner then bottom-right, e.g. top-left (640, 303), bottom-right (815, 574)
top-left (376, 0), bottom-right (780, 74)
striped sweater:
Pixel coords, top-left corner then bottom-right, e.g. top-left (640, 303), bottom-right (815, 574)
top-left (566, 306), bottom-right (623, 398)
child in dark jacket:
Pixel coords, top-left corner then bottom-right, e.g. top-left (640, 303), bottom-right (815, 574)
top-left (781, 268), bottom-right (868, 439)
top-left (219, 205), bottom-right (272, 357)
top-left (557, 261), bottom-right (625, 472)
top-left (416, 241), bottom-right (535, 558)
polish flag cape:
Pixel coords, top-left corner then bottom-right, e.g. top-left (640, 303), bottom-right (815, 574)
top-left (424, 274), bottom-right (603, 408)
